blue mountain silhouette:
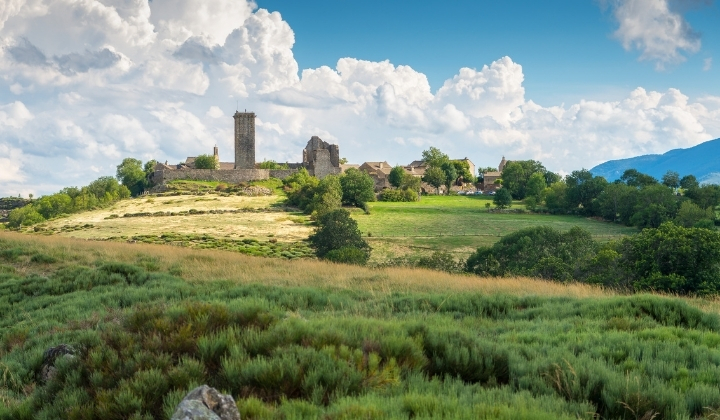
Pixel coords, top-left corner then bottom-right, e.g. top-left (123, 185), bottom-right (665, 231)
top-left (590, 138), bottom-right (720, 184)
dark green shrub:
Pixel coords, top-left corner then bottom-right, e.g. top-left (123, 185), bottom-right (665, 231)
top-left (29, 253), bottom-right (57, 264)
top-left (420, 330), bottom-right (510, 385)
top-left (617, 222), bottom-right (720, 294)
top-left (493, 188), bottom-right (512, 209)
top-left (417, 251), bottom-right (464, 273)
top-left (324, 246), bottom-right (369, 265)
top-left (379, 188), bottom-right (418, 202)
top-left (310, 209), bottom-right (370, 260)
top-left (466, 226), bottom-right (597, 280)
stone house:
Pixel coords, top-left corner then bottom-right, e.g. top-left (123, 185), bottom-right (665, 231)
top-left (359, 161), bottom-right (392, 191)
top-left (480, 156), bottom-right (508, 192)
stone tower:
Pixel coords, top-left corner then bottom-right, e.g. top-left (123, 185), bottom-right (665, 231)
top-left (233, 111), bottom-right (255, 169)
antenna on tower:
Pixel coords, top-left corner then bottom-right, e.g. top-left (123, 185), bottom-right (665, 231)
top-left (236, 100), bottom-right (238, 111)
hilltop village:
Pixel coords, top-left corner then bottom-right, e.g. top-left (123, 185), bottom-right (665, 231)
top-left (152, 110), bottom-right (506, 194)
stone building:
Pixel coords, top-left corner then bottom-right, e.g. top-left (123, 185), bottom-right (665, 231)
top-left (302, 136), bottom-right (341, 179)
top-left (481, 156), bottom-right (508, 192)
top-left (152, 109), bottom-right (341, 185)
top-left (359, 161), bottom-right (392, 191)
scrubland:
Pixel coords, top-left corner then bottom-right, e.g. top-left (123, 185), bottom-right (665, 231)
top-left (4, 232), bottom-right (720, 419)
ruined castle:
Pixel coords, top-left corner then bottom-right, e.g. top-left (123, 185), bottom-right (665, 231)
top-left (152, 110), bottom-right (341, 184)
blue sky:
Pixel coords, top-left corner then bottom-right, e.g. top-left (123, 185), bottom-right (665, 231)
top-left (259, 0), bottom-right (719, 104)
top-left (1, 0), bottom-right (719, 195)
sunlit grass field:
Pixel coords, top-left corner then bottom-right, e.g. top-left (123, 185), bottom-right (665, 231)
top-left (4, 233), bottom-right (720, 419)
top-left (353, 196), bottom-right (637, 260)
top-left (27, 192), bottom-right (312, 243)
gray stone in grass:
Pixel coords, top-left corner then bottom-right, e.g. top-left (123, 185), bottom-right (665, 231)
top-left (170, 385), bottom-right (240, 420)
top-left (39, 344), bottom-right (76, 384)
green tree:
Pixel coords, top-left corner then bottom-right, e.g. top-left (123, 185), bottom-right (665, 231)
top-left (525, 172), bottom-right (547, 200)
top-left (661, 171), bottom-right (680, 189)
top-left (421, 147), bottom-right (450, 168)
top-left (34, 194), bottom-right (72, 219)
top-left (423, 167), bottom-right (446, 195)
top-left (451, 160), bottom-right (475, 184)
top-left (499, 160), bottom-right (547, 199)
top-left (308, 175), bottom-right (342, 218)
top-left (544, 172), bottom-right (562, 186)
top-left (620, 169), bottom-right (658, 187)
top-left (7, 206), bottom-right (45, 227)
top-left (630, 184), bottom-right (679, 228)
top-left (685, 185), bottom-right (720, 209)
top-left (596, 183), bottom-right (637, 224)
top-left (116, 158), bottom-right (147, 196)
top-left (258, 160), bottom-right (289, 169)
top-left (400, 172), bottom-right (421, 192)
top-left (675, 201), bottom-right (715, 228)
top-left (543, 182), bottom-right (568, 214)
top-left (680, 174), bottom-right (699, 190)
top-left (309, 209), bottom-right (371, 262)
top-left (493, 188), bottom-right (512, 209)
top-left (440, 161), bottom-right (458, 194)
top-left (564, 169), bottom-right (608, 216)
top-left (499, 161), bottom-right (526, 199)
top-left (388, 165), bottom-right (406, 188)
top-left (194, 154), bottom-right (218, 169)
top-left (283, 168), bottom-right (319, 211)
top-left (465, 226), bottom-right (597, 281)
top-left (617, 222), bottom-right (720, 294)
top-left (340, 168), bottom-right (375, 207)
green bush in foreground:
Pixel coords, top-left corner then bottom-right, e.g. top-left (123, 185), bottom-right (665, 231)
top-left (310, 209), bottom-right (370, 262)
top-left (3, 244), bottom-right (720, 418)
top-left (466, 223), bottom-right (720, 295)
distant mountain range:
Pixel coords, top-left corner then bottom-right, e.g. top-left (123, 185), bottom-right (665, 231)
top-left (590, 138), bottom-right (720, 185)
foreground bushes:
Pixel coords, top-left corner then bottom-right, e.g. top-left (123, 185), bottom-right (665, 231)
top-left (3, 247), bottom-right (720, 418)
top-left (466, 223), bottom-right (720, 295)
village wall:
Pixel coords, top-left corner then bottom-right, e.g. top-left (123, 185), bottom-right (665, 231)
top-left (268, 169), bottom-right (297, 179)
top-left (156, 168), bottom-right (297, 184)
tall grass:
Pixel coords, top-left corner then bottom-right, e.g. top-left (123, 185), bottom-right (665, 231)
top-left (4, 232), bottom-right (720, 418)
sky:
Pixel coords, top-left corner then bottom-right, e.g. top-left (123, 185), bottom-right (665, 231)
top-left (1, 0), bottom-right (719, 196)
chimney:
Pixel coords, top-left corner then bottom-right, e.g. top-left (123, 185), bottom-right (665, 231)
top-left (213, 145), bottom-right (219, 161)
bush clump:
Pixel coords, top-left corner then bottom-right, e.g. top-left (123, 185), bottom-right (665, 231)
top-left (309, 209), bottom-right (370, 264)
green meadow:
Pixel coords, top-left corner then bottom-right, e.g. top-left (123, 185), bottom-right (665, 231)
top-left (3, 233), bottom-right (720, 419)
top-left (353, 196), bottom-right (636, 259)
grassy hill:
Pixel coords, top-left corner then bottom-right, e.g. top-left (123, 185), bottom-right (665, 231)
top-left (3, 233), bottom-right (720, 419)
top-left (354, 196), bottom-right (636, 262)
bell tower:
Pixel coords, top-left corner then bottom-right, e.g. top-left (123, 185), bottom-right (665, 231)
top-left (234, 111), bottom-right (255, 169)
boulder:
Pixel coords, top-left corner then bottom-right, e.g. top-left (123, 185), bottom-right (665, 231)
top-left (171, 385), bottom-right (240, 420)
top-left (39, 344), bottom-right (76, 384)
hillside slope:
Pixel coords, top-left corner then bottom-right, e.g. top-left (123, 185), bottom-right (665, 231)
top-left (590, 137), bottom-right (720, 183)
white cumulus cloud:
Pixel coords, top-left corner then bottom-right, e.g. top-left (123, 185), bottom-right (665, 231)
top-left (603, 0), bottom-right (706, 68)
top-left (0, 0), bottom-right (719, 197)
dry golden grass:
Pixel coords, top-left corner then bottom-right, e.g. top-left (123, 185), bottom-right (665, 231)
top-left (4, 231), bottom-right (720, 312)
top-left (0, 231), bottom-right (605, 297)
top-left (34, 194), bottom-right (312, 242)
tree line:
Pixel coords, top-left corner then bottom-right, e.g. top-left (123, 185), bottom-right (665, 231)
top-left (495, 161), bottom-right (719, 229)
top-left (6, 158), bottom-right (156, 227)
top-left (466, 223), bottom-right (720, 295)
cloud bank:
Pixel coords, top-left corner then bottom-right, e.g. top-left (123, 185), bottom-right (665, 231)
top-left (1, 0), bottom-right (719, 196)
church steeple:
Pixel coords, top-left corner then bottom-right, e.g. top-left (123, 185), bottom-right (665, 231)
top-left (498, 156), bottom-right (507, 172)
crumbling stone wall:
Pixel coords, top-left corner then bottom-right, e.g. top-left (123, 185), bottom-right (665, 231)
top-left (154, 168), bottom-right (298, 185)
top-left (303, 136), bottom-right (341, 179)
